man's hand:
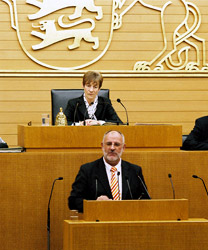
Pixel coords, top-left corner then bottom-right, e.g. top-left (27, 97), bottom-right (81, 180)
top-left (96, 195), bottom-right (111, 200)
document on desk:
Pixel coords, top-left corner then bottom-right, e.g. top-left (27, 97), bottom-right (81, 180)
top-left (0, 147), bottom-right (25, 153)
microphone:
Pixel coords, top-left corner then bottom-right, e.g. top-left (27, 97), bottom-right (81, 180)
top-left (168, 173), bottom-right (175, 199)
top-left (73, 101), bottom-right (80, 125)
top-left (83, 102), bottom-right (94, 126)
top-left (138, 175), bottom-right (151, 199)
top-left (125, 176), bottom-right (133, 199)
top-left (117, 171), bottom-right (121, 200)
top-left (117, 98), bottom-right (129, 125)
top-left (95, 178), bottom-right (98, 200)
top-left (138, 193), bottom-right (145, 200)
top-left (192, 175), bottom-right (208, 196)
top-left (47, 177), bottom-right (63, 250)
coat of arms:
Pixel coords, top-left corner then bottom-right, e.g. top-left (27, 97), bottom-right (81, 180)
top-left (2, 0), bottom-right (208, 71)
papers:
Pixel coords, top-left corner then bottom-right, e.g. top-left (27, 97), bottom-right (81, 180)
top-left (0, 147), bottom-right (25, 153)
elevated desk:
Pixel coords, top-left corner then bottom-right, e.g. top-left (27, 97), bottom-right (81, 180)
top-left (83, 199), bottom-right (189, 221)
top-left (63, 219), bottom-right (208, 250)
top-left (63, 200), bottom-right (208, 250)
top-left (1, 151), bottom-right (208, 250)
top-left (18, 124), bottom-right (182, 151)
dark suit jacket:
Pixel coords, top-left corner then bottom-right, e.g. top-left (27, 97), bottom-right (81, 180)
top-left (181, 116), bottom-right (208, 150)
top-left (64, 95), bottom-right (122, 125)
top-left (68, 157), bottom-right (150, 212)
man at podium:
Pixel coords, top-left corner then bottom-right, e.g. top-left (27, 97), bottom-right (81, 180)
top-left (68, 130), bottom-right (150, 212)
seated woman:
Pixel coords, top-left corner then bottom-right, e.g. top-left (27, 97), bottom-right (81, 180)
top-left (65, 71), bottom-right (122, 125)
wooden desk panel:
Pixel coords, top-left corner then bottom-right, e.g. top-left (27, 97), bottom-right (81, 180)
top-left (18, 124), bottom-right (182, 150)
top-left (83, 199), bottom-right (189, 221)
top-left (1, 151), bottom-right (208, 250)
top-left (63, 219), bottom-right (208, 250)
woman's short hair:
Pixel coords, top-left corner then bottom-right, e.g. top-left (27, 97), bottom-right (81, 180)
top-left (82, 71), bottom-right (103, 88)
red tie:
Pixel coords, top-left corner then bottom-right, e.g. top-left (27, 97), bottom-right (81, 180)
top-left (110, 167), bottom-right (120, 200)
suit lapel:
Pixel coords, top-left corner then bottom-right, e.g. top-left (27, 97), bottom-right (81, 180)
top-left (95, 97), bottom-right (104, 119)
top-left (121, 161), bottom-right (130, 199)
top-left (96, 158), bottom-right (112, 199)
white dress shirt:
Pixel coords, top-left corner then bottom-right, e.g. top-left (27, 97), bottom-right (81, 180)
top-left (103, 157), bottom-right (122, 199)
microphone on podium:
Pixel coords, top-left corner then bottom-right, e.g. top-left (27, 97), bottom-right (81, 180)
top-left (117, 98), bottom-right (129, 125)
top-left (47, 177), bottom-right (63, 250)
top-left (192, 175), bottom-right (208, 196)
top-left (168, 173), bottom-right (175, 199)
top-left (138, 175), bottom-right (151, 199)
top-left (117, 171), bottom-right (121, 200)
top-left (95, 177), bottom-right (98, 200)
top-left (125, 176), bottom-right (133, 199)
top-left (73, 101), bottom-right (80, 125)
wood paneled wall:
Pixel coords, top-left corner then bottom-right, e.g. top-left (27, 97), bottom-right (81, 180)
top-left (1, 0), bottom-right (208, 70)
top-left (1, 0), bottom-right (208, 146)
top-left (1, 75), bottom-right (208, 146)
top-left (1, 151), bottom-right (208, 250)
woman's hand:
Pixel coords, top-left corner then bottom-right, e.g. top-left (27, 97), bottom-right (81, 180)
top-left (79, 119), bottom-right (101, 126)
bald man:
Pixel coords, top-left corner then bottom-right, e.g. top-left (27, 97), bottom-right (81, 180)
top-left (68, 130), bottom-right (150, 212)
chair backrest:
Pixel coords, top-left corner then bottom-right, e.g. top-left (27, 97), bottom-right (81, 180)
top-left (182, 135), bottom-right (188, 144)
top-left (51, 89), bottom-right (110, 125)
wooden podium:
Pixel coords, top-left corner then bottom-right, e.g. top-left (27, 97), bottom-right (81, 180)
top-left (63, 199), bottom-right (208, 250)
top-left (83, 199), bottom-right (189, 221)
top-left (18, 124), bottom-right (182, 151)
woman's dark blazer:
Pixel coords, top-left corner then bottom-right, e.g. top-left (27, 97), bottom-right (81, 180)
top-left (64, 95), bottom-right (122, 125)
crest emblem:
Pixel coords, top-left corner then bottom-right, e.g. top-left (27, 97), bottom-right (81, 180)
top-left (2, 0), bottom-right (115, 70)
top-left (2, 0), bottom-right (208, 71)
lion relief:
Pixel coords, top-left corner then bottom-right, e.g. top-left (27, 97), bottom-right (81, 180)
top-left (26, 0), bottom-right (103, 20)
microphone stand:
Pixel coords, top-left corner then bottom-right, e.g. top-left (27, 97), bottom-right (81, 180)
top-left (47, 177), bottom-right (63, 250)
top-left (95, 178), bottom-right (98, 200)
top-left (168, 173), bottom-right (175, 199)
top-left (138, 175), bottom-right (151, 199)
top-left (117, 99), bottom-right (129, 125)
top-left (192, 175), bottom-right (208, 196)
top-left (73, 102), bottom-right (79, 126)
top-left (117, 172), bottom-right (121, 200)
top-left (125, 176), bottom-right (133, 199)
